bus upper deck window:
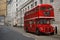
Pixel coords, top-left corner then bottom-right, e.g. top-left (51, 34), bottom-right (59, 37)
top-left (48, 7), bottom-right (53, 10)
top-left (40, 7), bottom-right (46, 10)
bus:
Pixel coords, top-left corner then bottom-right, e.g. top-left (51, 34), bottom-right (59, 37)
top-left (24, 4), bottom-right (57, 35)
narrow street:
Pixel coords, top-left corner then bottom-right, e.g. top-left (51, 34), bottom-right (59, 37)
top-left (0, 25), bottom-right (60, 40)
top-left (0, 25), bottom-right (35, 40)
top-left (9, 26), bottom-right (60, 40)
top-left (0, 0), bottom-right (60, 40)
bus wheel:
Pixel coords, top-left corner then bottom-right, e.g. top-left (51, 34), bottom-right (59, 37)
top-left (55, 26), bottom-right (57, 34)
top-left (36, 29), bottom-right (40, 35)
top-left (25, 27), bottom-right (28, 32)
top-left (51, 32), bottom-right (54, 35)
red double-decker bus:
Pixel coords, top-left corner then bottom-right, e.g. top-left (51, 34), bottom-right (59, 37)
top-left (24, 4), bottom-right (57, 35)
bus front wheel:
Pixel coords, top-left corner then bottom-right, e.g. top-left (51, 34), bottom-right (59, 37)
top-left (55, 26), bottom-right (57, 34)
top-left (25, 27), bottom-right (28, 32)
top-left (36, 29), bottom-right (40, 35)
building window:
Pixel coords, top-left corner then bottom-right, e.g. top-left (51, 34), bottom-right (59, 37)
top-left (7, 0), bottom-right (12, 4)
top-left (16, 4), bottom-right (18, 6)
top-left (23, 9), bottom-right (24, 13)
top-left (50, 0), bottom-right (54, 3)
top-left (40, 0), bottom-right (43, 4)
top-left (31, 4), bottom-right (34, 8)
top-left (35, 1), bottom-right (37, 6)
top-left (16, 0), bottom-right (18, 2)
top-left (16, 8), bottom-right (18, 12)
top-left (20, 10), bottom-right (22, 14)
top-left (28, 6), bottom-right (29, 10)
top-left (25, 8), bottom-right (27, 12)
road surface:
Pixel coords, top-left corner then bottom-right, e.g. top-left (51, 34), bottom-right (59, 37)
top-left (0, 25), bottom-right (35, 40)
top-left (0, 25), bottom-right (60, 40)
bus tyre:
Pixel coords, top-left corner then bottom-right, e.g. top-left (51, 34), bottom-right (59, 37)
top-left (51, 32), bottom-right (54, 35)
top-left (55, 27), bottom-right (57, 34)
top-left (36, 29), bottom-right (40, 35)
top-left (25, 27), bottom-right (28, 32)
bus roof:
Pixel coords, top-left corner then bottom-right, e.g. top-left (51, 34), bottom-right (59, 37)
top-left (38, 4), bottom-right (52, 7)
top-left (25, 4), bottom-right (52, 15)
top-left (39, 4), bottom-right (52, 6)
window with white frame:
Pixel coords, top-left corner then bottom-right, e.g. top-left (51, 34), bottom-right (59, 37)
top-left (50, 0), bottom-right (54, 3)
top-left (31, 4), bottom-right (34, 8)
top-left (40, 0), bottom-right (43, 4)
top-left (16, 8), bottom-right (18, 12)
top-left (25, 8), bottom-right (27, 12)
top-left (16, 4), bottom-right (18, 6)
top-left (28, 6), bottom-right (29, 10)
top-left (20, 10), bottom-right (22, 13)
top-left (35, 1), bottom-right (37, 6)
top-left (16, 0), bottom-right (18, 2)
top-left (23, 9), bottom-right (24, 13)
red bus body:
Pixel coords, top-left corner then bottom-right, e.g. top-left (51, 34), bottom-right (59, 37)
top-left (24, 4), bottom-right (55, 34)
